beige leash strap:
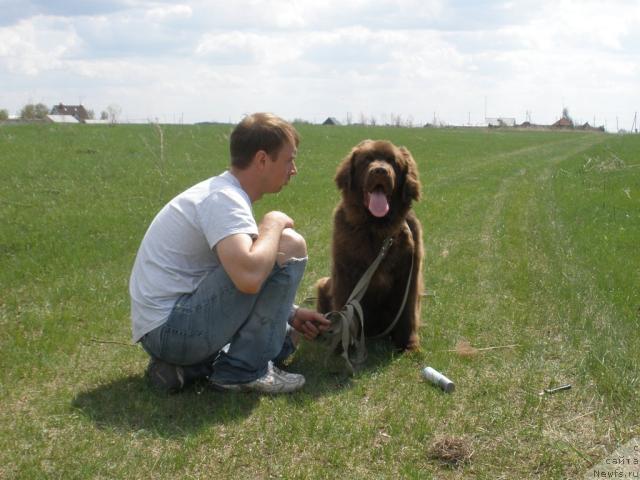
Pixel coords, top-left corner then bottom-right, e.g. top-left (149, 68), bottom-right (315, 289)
top-left (368, 250), bottom-right (414, 339)
top-left (321, 237), bottom-right (393, 373)
top-left (321, 234), bottom-right (415, 373)
top-left (321, 223), bottom-right (417, 372)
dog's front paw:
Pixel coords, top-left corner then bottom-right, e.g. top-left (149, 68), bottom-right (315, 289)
top-left (393, 331), bottom-right (420, 352)
top-left (315, 276), bottom-right (332, 313)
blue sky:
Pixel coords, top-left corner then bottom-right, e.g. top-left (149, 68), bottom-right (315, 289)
top-left (1, 0), bottom-right (639, 130)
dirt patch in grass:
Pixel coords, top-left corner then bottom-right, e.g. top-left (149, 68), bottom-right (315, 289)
top-left (429, 435), bottom-right (473, 467)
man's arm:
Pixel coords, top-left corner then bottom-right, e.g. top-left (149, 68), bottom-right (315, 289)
top-left (216, 211), bottom-right (293, 294)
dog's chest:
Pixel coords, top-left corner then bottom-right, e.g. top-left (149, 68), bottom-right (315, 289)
top-left (370, 269), bottom-right (395, 291)
top-left (370, 251), bottom-right (409, 291)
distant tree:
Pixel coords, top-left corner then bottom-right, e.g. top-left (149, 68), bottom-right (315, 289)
top-left (35, 103), bottom-right (48, 119)
top-left (345, 112), bottom-right (352, 125)
top-left (0, 109), bottom-right (8, 121)
top-left (106, 104), bottom-right (122, 124)
top-left (86, 109), bottom-right (95, 120)
top-left (20, 104), bottom-right (35, 119)
top-left (20, 103), bottom-right (49, 120)
top-left (100, 110), bottom-right (109, 121)
top-left (562, 107), bottom-right (574, 125)
top-left (292, 118), bottom-right (311, 125)
top-left (405, 115), bottom-right (414, 128)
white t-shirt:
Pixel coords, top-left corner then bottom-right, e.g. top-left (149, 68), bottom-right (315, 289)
top-left (129, 171), bottom-right (258, 342)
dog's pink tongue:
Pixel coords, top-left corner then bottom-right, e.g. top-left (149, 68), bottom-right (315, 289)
top-left (368, 191), bottom-right (389, 217)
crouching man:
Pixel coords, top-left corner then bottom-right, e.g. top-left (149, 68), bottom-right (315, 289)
top-left (129, 112), bottom-right (330, 394)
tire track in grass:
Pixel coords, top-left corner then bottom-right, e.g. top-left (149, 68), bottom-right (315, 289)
top-left (524, 138), bottom-right (640, 468)
top-left (543, 158), bottom-right (639, 407)
top-left (424, 137), bottom-right (588, 302)
top-left (475, 134), bottom-right (607, 340)
top-left (452, 135), bottom-right (609, 473)
top-left (450, 136), bottom-right (605, 342)
top-left (527, 136), bottom-right (633, 382)
top-left (428, 135), bottom-right (590, 192)
top-left (426, 136), bottom-right (594, 271)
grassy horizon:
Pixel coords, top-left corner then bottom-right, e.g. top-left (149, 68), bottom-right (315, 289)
top-left (1, 123), bottom-right (638, 478)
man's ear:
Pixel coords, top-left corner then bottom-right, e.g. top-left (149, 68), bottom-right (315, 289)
top-left (254, 150), bottom-right (268, 170)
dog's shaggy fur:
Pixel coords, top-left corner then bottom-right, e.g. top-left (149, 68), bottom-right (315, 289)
top-left (316, 139), bottom-right (424, 351)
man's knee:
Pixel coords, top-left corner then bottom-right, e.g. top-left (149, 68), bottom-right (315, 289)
top-left (277, 228), bottom-right (307, 266)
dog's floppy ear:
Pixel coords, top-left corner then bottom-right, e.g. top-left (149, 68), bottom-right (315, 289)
top-left (399, 146), bottom-right (421, 202)
top-left (335, 152), bottom-right (354, 191)
top-left (335, 140), bottom-right (372, 192)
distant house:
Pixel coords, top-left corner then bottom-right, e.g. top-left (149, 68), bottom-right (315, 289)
top-left (580, 122), bottom-right (605, 132)
top-left (552, 117), bottom-right (573, 129)
top-left (322, 117), bottom-right (341, 126)
top-left (46, 114), bottom-right (79, 124)
top-left (486, 117), bottom-right (516, 127)
top-left (50, 103), bottom-right (90, 123)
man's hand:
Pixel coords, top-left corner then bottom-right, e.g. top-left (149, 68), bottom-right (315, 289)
top-left (262, 210), bottom-right (294, 230)
top-left (290, 307), bottom-right (331, 341)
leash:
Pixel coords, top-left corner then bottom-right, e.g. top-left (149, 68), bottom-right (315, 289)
top-left (368, 248), bottom-right (414, 340)
top-left (320, 227), bottom-right (414, 373)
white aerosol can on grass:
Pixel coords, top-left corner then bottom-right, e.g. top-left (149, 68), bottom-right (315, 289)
top-left (422, 366), bottom-right (455, 393)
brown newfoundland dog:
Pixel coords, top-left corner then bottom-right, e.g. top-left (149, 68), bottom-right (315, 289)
top-left (316, 139), bottom-right (423, 351)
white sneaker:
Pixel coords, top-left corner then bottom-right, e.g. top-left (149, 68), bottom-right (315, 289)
top-left (210, 362), bottom-right (305, 394)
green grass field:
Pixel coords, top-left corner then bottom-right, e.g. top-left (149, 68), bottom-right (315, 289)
top-left (1, 123), bottom-right (638, 478)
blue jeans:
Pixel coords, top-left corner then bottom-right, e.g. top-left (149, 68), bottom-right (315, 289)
top-left (141, 257), bottom-right (306, 384)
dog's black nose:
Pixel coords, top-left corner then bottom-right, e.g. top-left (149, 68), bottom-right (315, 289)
top-left (372, 166), bottom-right (387, 175)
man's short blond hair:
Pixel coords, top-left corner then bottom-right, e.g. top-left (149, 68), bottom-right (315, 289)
top-left (230, 113), bottom-right (300, 170)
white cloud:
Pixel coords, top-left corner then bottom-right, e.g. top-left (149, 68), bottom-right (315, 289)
top-left (194, 31), bottom-right (299, 65)
top-left (0, 16), bottom-right (83, 75)
top-left (0, 0), bottom-right (638, 129)
top-left (145, 4), bottom-right (193, 22)
top-left (502, 0), bottom-right (639, 52)
top-left (176, 0), bottom-right (445, 31)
